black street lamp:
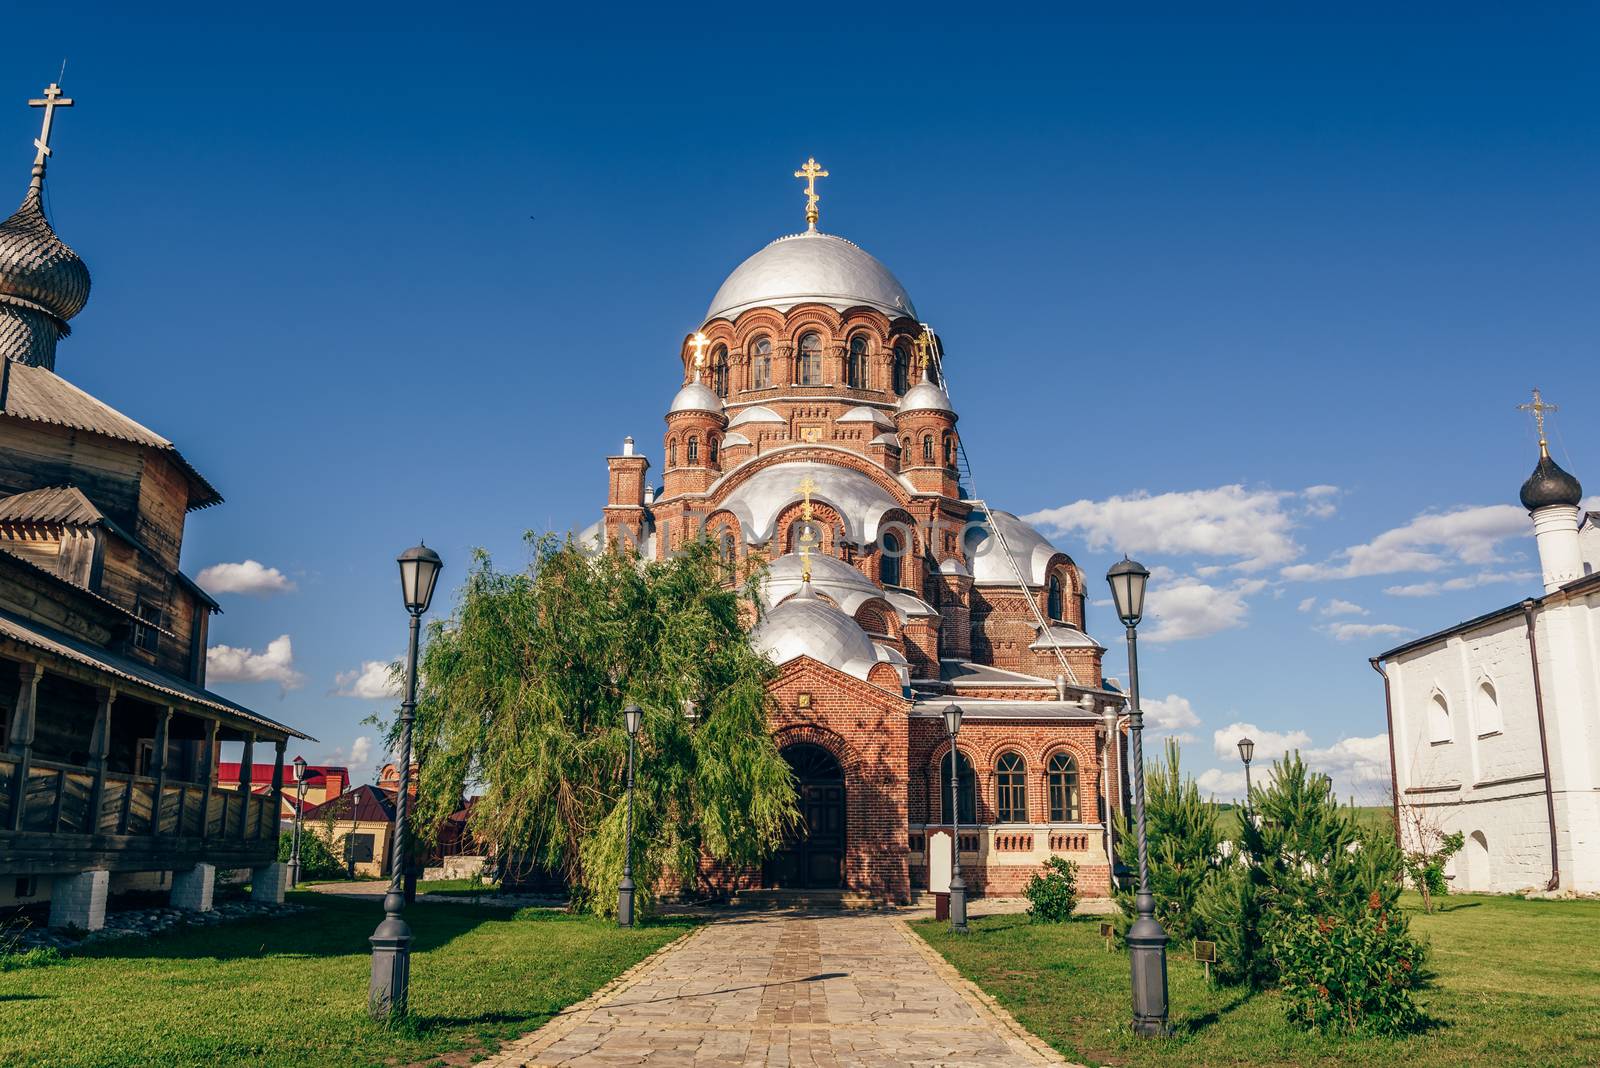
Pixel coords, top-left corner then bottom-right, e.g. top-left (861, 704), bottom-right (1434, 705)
top-left (1106, 556), bottom-right (1169, 1038)
top-left (944, 703), bottom-right (967, 933)
top-left (1237, 736), bottom-right (1255, 816)
top-left (289, 755), bottom-right (308, 888)
top-left (369, 543), bottom-right (442, 1022)
top-left (618, 703), bottom-right (643, 927)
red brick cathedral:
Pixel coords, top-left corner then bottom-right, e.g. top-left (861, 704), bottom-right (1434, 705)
top-left (582, 169), bottom-right (1124, 902)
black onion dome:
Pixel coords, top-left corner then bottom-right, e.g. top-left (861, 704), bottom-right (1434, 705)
top-left (0, 191), bottom-right (91, 324)
top-left (1520, 451), bottom-right (1583, 511)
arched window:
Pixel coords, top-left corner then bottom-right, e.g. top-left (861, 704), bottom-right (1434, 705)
top-left (996, 752), bottom-right (1027, 823)
top-left (750, 336), bottom-right (772, 390)
top-left (940, 749), bottom-right (976, 824)
top-left (686, 436), bottom-right (699, 465)
top-left (711, 345), bottom-right (729, 397)
top-left (708, 435), bottom-right (719, 466)
top-left (881, 531), bottom-right (902, 587)
top-left (900, 436), bottom-right (910, 455)
top-left (718, 530), bottom-right (737, 578)
top-left (1047, 575), bottom-right (1064, 622)
top-left (1428, 693), bottom-right (1452, 745)
top-left (668, 438), bottom-right (678, 466)
top-left (922, 435), bottom-right (934, 463)
top-left (847, 334), bottom-right (869, 389)
top-left (1476, 680), bottom-right (1503, 736)
top-left (893, 343), bottom-right (910, 394)
top-left (942, 432), bottom-right (955, 467)
top-left (1048, 752), bottom-right (1080, 822)
top-left (797, 332), bottom-right (823, 385)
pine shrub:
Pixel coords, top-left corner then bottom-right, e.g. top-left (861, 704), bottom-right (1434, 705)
top-left (1114, 740), bottom-right (1222, 942)
top-left (1273, 893), bottom-right (1427, 1035)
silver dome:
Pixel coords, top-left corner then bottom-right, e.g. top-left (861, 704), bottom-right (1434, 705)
top-left (1031, 622), bottom-right (1104, 652)
top-left (966, 509), bottom-right (1066, 586)
top-left (705, 231), bottom-right (917, 323)
top-left (750, 584), bottom-right (881, 681)
top-left (717, 460), bottom-right (902, 546)
top-left (726, 405), bottom-right (784, 428)
top-left (668, 381), bottom-right (725, 416)
top-left (837, 405), bottom-right (895, 430)
top-left (761, 552), bottom-right (884, 615)
top-left (896, 381), bottom-right (955, 416)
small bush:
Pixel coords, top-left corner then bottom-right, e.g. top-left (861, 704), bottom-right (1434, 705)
top-left (1273, 894), bottom-right (1427, 1035)
top-left (1024, 856), bottom-right (1079, 923)
top-left (0, 945), bottom-right (64, 971)
top-left (277, 825), bottom-right (349, 880)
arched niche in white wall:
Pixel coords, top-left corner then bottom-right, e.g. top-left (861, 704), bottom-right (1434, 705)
top-left (1428, 692), bottom-right (1452, 745)
top-left (1475, 679), bottom-right (1503, 737)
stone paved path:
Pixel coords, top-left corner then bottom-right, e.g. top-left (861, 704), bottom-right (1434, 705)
top-left (481, 911), bottom-right (1073, 1067)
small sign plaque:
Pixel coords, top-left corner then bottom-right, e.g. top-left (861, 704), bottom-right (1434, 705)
top-left (1194, 939), bottom-right (1217, 981)
top-left (1099, 921), bottom-right (1114, 951)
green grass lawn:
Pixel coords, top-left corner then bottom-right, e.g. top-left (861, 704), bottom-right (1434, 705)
top-left (915, 893), bottom-right (1600, 1067)
top-left (0, 890), bottom-right (691, 1068)
top-left (415, 877), bottom-right (503, 896)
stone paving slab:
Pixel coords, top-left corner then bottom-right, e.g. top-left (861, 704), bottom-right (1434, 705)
top-left (480, 911), bottom-right (1076, 1068)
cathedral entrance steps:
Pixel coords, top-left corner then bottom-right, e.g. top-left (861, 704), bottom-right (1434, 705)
top-left (725, 887), bottom-right (881, 910)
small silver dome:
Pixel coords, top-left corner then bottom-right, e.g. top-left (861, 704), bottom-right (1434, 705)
top-left (761, 552), bottom-right (883, 614)
top-left (667, 381), bottom-right (725, 416)
top-left (837, 405), bottom-right (896, 430)
top-left (937, 556), bottom-right (971, 578)
top-left (705, 231), bottom-right (917, 323)
top-left (717, 460), bottom-right (902, 546)
top-left (896, 381), bottom-right (955, 416)
top-left (727, 405), bottom-right (784, 428)
top-left (966, 509), bottom-right (1065, 586)
top-left (750, 583), bottom-right (881, 681)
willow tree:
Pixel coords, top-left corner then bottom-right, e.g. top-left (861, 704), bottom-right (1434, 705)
top-left (403, 535), bottom-right (796, 915)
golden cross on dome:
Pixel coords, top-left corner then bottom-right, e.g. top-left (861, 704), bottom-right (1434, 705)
top-left (914, 331), bottom-right (930, 374)
top-left (27, 82), bottom-right (74, 197)
top-left (1518, 387), bottom-right (1559, 457)
top-left (796, 475), bottom-right (818, 583)
top-left (794, 157), bottom-right (829, 232)
top-left (689, 332), bottom-right (709, 379)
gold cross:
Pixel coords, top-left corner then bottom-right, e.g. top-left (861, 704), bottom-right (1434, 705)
top-left (914, 331), bottom-right (931, 374)
top-left (689, 332), bottom-right (709, 378)
top-left (27, 83), bottom-right (73, 197)
top-left (1518, 387), bottom-right (1559, 457)
top-left (796, 475), bottom-right (818, 583)
top-left (794, 157), bottom-right (829, 232)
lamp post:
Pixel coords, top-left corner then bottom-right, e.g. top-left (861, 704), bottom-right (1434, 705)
top-left (369, 543), bottom-right (442, 1022)
top-left (1237, 736), bottom-right (1255, 818)
top-left (944, 703), bottom-right (966, 933)
top-left (618, 704), bottom-right (643, 927)
top-left (289, 755), bottom-right (308, 888)
top-left (1107, 556), bottom-right (1168, 1038)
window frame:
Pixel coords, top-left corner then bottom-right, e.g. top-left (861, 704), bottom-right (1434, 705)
top-left (1047, 751), bottom-right (1080, 822)
top-left (750, 336), bottom-right (772, 390)
top-left (847, 334), bottom-right (869, 389)
top-left (796, 332), bottom-right (823, 386)
top-left (995, 752), bottom-right (1027, 823)
top-left (940, 749), bottom-right (976, 825)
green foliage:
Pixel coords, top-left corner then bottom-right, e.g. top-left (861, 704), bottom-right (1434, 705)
top-left (276, 825), bottom-right (349, 880)
top-left (1195, 752), bottom-right (1420, 1011)
top-left (1114, 739), bottom-right (1223, 942)
top-left (400, 535), bottom-right (797, 917)
top-left (1401, 827), bottom-right (1464, 912)
top-left (1024, 856), bottom-right (1079, 922)
top-left (1273, 896), bottom-right (1427, 1035)
top-left (0, 945), bottom-right (63, 971)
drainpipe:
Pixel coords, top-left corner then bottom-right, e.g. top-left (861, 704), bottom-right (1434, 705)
top-left (1521, 599), bottom-right (1562, 892)
top-left (1368, 657), bottom-right (1402, 839)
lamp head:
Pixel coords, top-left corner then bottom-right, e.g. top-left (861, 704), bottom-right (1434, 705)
top-left (397, 543), bottom-right (444, 615)
top-left (943, 703), bottom-right (963, 737)
top-left (292, 755), bottom-right (307, 781)
top-left (1237, 736), bottom-right (1255, 765)
top-left (623, 703), bottom-right (644, 737)
top-left (1105, 556), bottom-right (1150, 627)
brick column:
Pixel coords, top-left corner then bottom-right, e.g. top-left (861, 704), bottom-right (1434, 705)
top-left (170, 863), bottom-right (216, 912)
top-left (251, 862), bottom-right (288, 904)
top-left (48, 869), bottom-right (109, 931)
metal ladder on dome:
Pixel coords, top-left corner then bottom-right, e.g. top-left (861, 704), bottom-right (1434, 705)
top-left (919, 325), bottom-right (1083, 689)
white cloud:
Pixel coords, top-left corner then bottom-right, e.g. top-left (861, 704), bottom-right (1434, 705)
top-left (1302, 485), bottom-right (1341, 518)
top-left (1322, 621), bottom-right (1411, 642)
top-left (350, 737), bottom-right (373, 766)
top-left (1307, 734), bottom-right (1392, 801)
top-left (1142, 577), bottom-right (1259, 642)
top-left (196, 560), bottom-right (295, 596)
top-left (1197, 768), bottom-right (1247, 797)
top-left (1282, 504), bottom-right (1528, 581)
top-left (1321, 598), bottom-right (1367, 617)
top-left (1142, 694), bottom-right (1201, 741)
top-left (207, 635), bottom-right (305, 689)
top-left (1025, 484), bottom-right (1333, 573)
top-left (317, 736), bottom-right (377, 785)
top-left (333, 660), bottom-right (399, 700)
top-left (1383, 570), bottom-right (1538, 598)
top-left (1213, 721), bottom-right (1312, 762)
top-left (1297, 596), bottom-right (1317, 613)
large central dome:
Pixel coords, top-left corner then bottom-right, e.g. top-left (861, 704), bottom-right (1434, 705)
top-left (705, 231), bottom-right (917, 324)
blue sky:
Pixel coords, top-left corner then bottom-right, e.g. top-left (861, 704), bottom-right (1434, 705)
top-left (10, 4), bottom-right (1596, 798)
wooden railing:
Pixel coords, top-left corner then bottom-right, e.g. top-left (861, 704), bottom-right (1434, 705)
top-left (0, 753), bottom-right (276, 843)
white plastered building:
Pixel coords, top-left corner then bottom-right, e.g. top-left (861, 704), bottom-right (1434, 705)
top-left (1373, 440), bottom-right (1599, 895)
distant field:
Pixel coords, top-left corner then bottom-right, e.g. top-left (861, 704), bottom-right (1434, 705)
top-left (1210, 803), bottom-right (1393, 839)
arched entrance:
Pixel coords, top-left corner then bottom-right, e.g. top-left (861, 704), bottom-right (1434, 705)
top-left (767, 743), bottom-right (845, 889)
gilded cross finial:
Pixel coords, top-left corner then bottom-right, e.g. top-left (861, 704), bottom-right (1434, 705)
top-left (1518, 387), bottom-right (1559, 458)
top-left (796, 475), bottom-right (818, 583)
top-left (689, 332), bottom-right (709, 381)
top-left (793, 157), bottom-right (829, 232)
top-left (26, 82), bottom-right (73, 199)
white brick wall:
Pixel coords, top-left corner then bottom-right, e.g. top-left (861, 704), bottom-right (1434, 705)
top-left (250, 862), bottom-right (287, 904)
top-left (170, 863), bottom-right (216, 912)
